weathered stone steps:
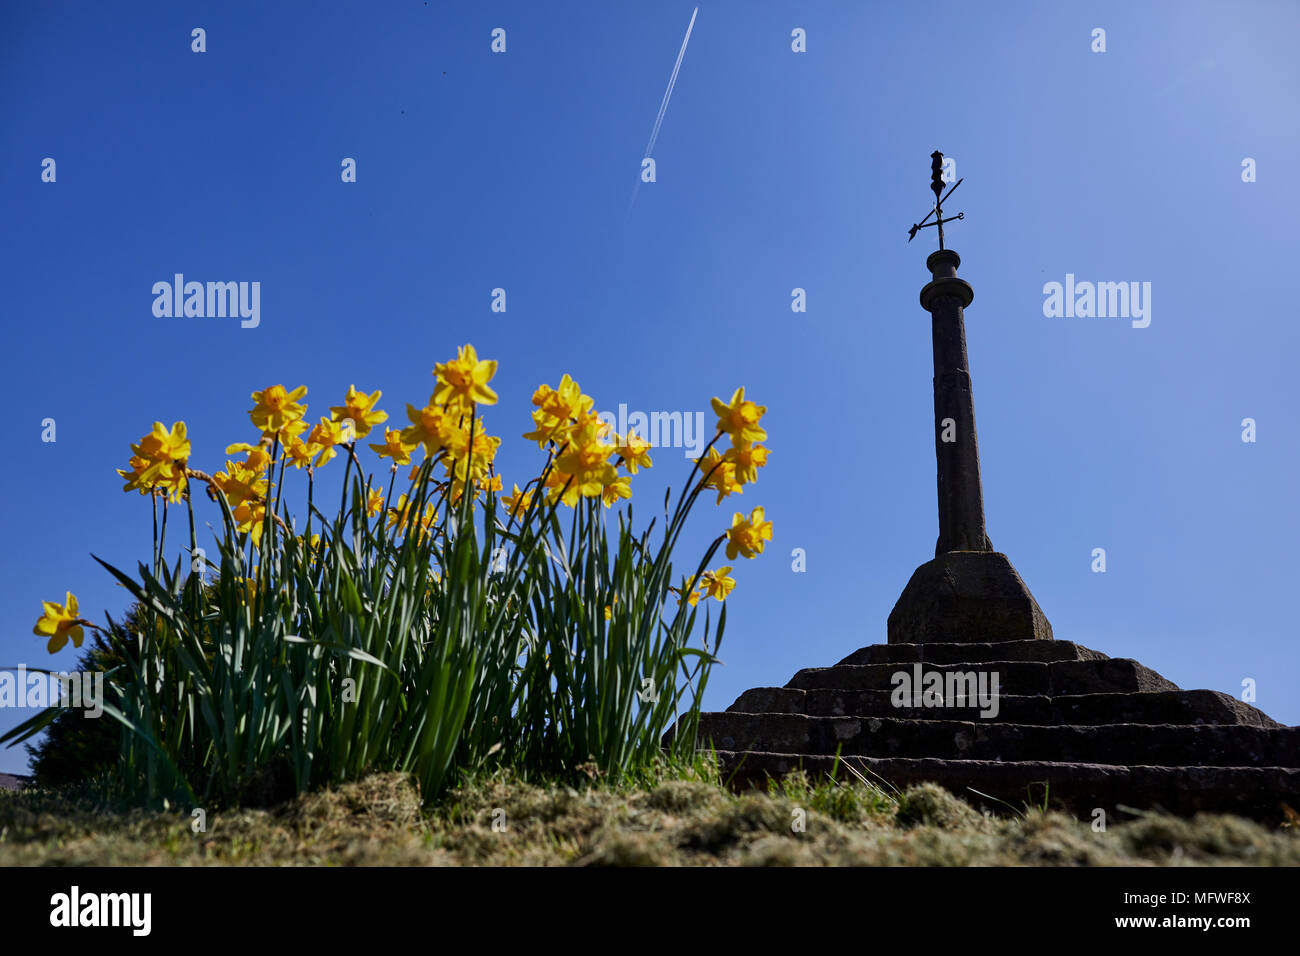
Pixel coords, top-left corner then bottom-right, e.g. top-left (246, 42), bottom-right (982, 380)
top-left (710, 750), bottom-right (1300, 821)
top-left (787, 659), bottom-right (1177, 696)
top-left (836, 639), bottom-right (1109, 666)
top-left (692, 713), bottom-right (1299, 766)
top-left (726, 687), bottom-right (1280, 728)
top-left (669, 640), bottom-right (1298, 818)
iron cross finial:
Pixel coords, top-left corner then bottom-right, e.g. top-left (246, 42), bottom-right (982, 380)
top-left (907, 150), bottom-right (965, 250)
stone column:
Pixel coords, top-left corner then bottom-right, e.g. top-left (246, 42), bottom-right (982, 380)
top-left (922, 249), bottom-right (991, 556)
top-left (888, 248), bottom-right (1053, 644)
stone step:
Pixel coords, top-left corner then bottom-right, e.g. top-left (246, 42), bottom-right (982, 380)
top-left (693, 713), bottom-right (1300, 766)
top-left (786, 659), bottom-right (1178, 696)
top-left (835, 639), bottom-right (1109, 667)
top-left (725, 688), bottom-right (1281, 728)
top-left (710, 750), bottom-right (1300, 821)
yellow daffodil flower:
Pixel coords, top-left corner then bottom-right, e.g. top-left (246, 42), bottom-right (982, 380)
top-left (556, 419), bottom-right (618, 499)
top-left (118, 421), bottom-right (190, 503)
top-left (617, 432), bottom-right (653, 474)
top-left (386, 493), bottom-right (416, 532)
top-left (279, 417), bottom-right (309, 441)
top-left (542, 466), bottom-right (581, 507)
top-left (433, 344), bottom-right (498, 408)
top-left (670, 580), bottom-right (702, 608)
top-left (711, 387), bottom-right (767, 445)
top-left (725, 506), bottom-right (773, 560)
top-left (501, 483), bottom-right (533, 518)
top-left (696, 447), bottom-right (743, 504)
top-left (369, 427), bottom-right (417, 465)
top-left (295, 533), bottom-right (321, 561)
top-left (522, 407), bottom-right (568, 447)
top-left (136, 420), bottom-right (191, 463)
top-left (533, 375), bottom-right (592, 422)
top-left (283, 436), bottom-right (317, 470)
top-left (724, 442), bottom-right (770, 485)
top-left (33, 591), bottom-right (85, 654)
top-left (402, 402), bottom-right (451, 456)
top-left (149, 464), bottom-right (189, 504)
top-left (601, 474), bottom-right (632, 507)
top-left (249, 384), bottom-right (308, 437)
top-left (522, 375), bottom-right (595, 447)
top-left (226, 441), bottom-right (273, 474)
top-left (419, 502), bottom-right (438, 538)
top-left (231, 499), bottom-right (267, 545)
top-left (307, 417), bottom-right (347, 467)
top-left (330, 385), bottom-right (387, 440)
top-left (116, 454), bottom-right (154, 496)
top-left (388, 495), bottom-right (438, 539)
top-left (212, 460), bottom-right (268, 508)
top-left (443, 424), bottom-right (502, 497)
top-left (700, 566), bottom-right (736, 602)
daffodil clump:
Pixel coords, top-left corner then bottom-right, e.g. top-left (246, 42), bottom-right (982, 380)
top-left (18, 345), bottom-right (772, 808)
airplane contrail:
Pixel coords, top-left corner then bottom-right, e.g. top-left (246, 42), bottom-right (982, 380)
top-left (627, 6), bottom-right (698, 218)
top-left (644, 6), bottom-right (697, 158)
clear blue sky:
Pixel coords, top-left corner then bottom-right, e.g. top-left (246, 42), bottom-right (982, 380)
top-left (4, 1), bottom-right (1298, 773)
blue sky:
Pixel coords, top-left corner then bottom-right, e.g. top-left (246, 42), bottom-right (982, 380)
top-left (3, 0), bottom-right (1298, 772)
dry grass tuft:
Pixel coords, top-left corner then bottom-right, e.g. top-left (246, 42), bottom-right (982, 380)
top-left (3, 766), bottom-right (1298, 866)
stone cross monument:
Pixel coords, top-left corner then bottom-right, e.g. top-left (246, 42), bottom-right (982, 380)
top-left (673, 152), bottom-right (1298, 821)
top-left (889, 152), bottom-right (1052, 645)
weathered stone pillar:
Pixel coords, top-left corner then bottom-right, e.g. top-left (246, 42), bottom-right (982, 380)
top-left (889, 248), bottom-right (1053, 644)
top-left (922, 249), bottom-right (990, 556)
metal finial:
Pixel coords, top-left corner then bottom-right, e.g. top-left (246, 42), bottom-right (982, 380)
top-left (908, 150), bottom-right (965, 251)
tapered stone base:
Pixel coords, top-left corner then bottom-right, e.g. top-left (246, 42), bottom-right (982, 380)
top-left (888, 551), bottom-right (1052, 644)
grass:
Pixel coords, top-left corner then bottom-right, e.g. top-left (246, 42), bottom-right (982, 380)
top-left (3, 758), bottom-right (1297, 866)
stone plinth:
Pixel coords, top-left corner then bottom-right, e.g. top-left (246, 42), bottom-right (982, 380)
top-left (888, 550), bottom-right (1052, 644)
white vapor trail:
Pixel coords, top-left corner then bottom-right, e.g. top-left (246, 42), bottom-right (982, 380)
top-left (627, 6), bottom-right (698, 219)
top-left (644, 6), bottom-right (697, 159)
